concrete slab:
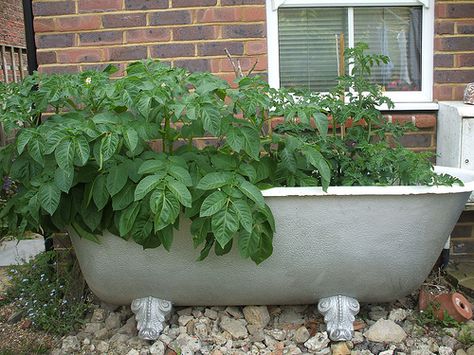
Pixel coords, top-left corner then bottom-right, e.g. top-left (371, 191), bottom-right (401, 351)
top-left (447, 262), bottom-right (474, 298)
top-left (0, 239), bottom-right (45, 266)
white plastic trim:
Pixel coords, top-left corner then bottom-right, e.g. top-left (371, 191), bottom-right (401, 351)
top-left (270, 0), bottom-right (430, 9)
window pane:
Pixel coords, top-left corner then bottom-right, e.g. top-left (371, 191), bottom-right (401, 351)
top-left (354, 7), bottom-right (422, 91)
top-left (279, 8), bottom-right (348, 92)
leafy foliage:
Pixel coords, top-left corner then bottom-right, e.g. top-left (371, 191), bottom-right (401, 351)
top-left (0, 44), bottom-right (461, 264)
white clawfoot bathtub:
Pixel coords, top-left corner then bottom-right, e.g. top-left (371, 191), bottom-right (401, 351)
top-left (70, 166), bottom-right (474, 341)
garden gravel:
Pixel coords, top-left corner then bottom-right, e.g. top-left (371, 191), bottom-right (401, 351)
top-left (49, 294), bottom-right (474, 355)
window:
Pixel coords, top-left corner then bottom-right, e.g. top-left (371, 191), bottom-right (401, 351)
top-left (266, 0), bottom-right (435, 107)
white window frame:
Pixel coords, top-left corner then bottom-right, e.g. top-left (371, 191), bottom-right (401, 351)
top-left (266, 0), bottom-right (435, 110)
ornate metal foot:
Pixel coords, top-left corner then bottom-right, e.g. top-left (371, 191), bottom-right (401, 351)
top-left (318, 295), bottom-right (360, 341)
top-left (131, 296), bottom-right (172, 340)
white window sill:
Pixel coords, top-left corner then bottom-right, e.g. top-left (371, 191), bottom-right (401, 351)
top-left (377, 102), bottom-right (439, 111)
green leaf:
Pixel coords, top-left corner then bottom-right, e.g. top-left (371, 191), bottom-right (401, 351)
top-left (92, 112), bottom-right (117, 124)
top-left (191, 218), bottom-right (210, 247)
top-left (107, 163), bottom-right (129, 197)
top-left (112, 183), bottom-right (135, 210)
top-left (251, 233), bottom-right (273, 265)
top-left (138, 159), bottom-right (167, 175)
top-left (200, 191), bottom-right (227, 217)
top-left (313, 112), bottom-right (329, 138)
top-left (123, 127), bottom-right (139, 152)
top-left (280, 148), bottom-right (297, 173)
top-left (55, 139), bottom-right (74, 170)
top-left (158, 225), bottom-right (173, 251)
top-left (241, 127), bottom-right (260, 160)
top-left (302, 146), bottom-right (331, 190)
top-left (167, 179), bottom-right (192, 208)
top-left (153, 191), bottom-right (180, 232)
top-left (54, 167), bottom-right (74, 193)
top-left (226, 126), bottom-right (243, 152)
top-left (168, 166), bottom-right (192, 186)
top-left (231, 199), bottom-right (253, 232)
top-left (238, 164), bottom-right (257, 183)
top-left (16, 130), bottom-right (32, 155)
top-left (80, 204), bottom-right (102, 232)
top-left (201, 104), bottom-right (221, 135)
top-left (215, 239), bottom-right (232, 256)
top-left (197, 172), bottom-right (233, 190)
top-left (92, 174), bottom-right (109, 210)
top-left (45, 130), bottom-right (67, 154)
top-left (74, 135), bottom-right (90, 166)
top-left (134, 173), bottom-right (165, 201)
top-left (238, 230), bottom-right (260, 258)
top-left (131, 216), bottom-right (153, 245)
top-left (211, 208), bottom-right (239, 248)
top-left (119, 202), bottom-right (141, 236)
top-left (39, 183), bottom-right (61, 215)
top-left (71, 221), bottom-right (100, 244)
top-left (28, 137), bottom-right (45, 166)
top-left (238, 180), bottom-right (265, 208)
top-left (100, 133), bottom-right (119, 163)
top-left (137, 95), bottom-right (152, 117)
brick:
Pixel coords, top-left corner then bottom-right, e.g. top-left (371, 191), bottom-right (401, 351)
top-left (150, 43), bottom-right (194, 58)
top-left (222, 0), bottom-right (264, 4)
top-left (39, 65), bottom-right (80, 74)
top-left (241, 6), bottom-right (266, 21)
top-left (56, 15), bottom-right (102, 31)
top-left (197, 42), bottom-right (244, 56)
top-left (172, 0), bottom-right (216, 7)
top-left (434, 54), bottom-right (453, 68)
top-left (222, 24), bottom-right (265, 39)
top-left (79, 31), bottom-right (122, 46)
top-left (215, 72), bottom-right (238, 86)
top-left (82, 63), bottom-right (125, 77)
top-left (36, 33), bottom-right (75, 49)
top-left (36, 51), bottom-right (57, 65)
top-left (414, 114), bottom-right (436, 129)
top-left (219, 55), bottom-right (266, 72)
top-left (440, 4), bottom-right (474, 18)
top-left (125, 0), bottom-right (168, 10)
top-left (434, 70), bottom-right (474, 84)
top-left (57, 48), bottom-right (106, 63)
top-left (108, 46), bottom-right (147, 61)
top-left (196, 8), bottom-right (240, 23)
top-left (434, 21), bottom-right (454, 35)
top-left (458, 54), bottom-right (474, 67)
top-left (149, 10), bottom-right (192, 25)
top-left (33, 18), bottom-right (55, 33)
top-left (78, 0), bottom-right (122, 13)
top-left (435, 37), bottom-right (474, 52)
top-left (32, 1), bottom-right (75, 16)
top-left (390, 114), bottom-right (412, 124)
top-left (245, 40), bottom-right (267, 55)
top-left (173, 26), bottom-right (217, 41)
top-left (398, 133), bottom-right (432, 148)
top-left (457, 22), bottom-right (474, 35)
top-left (433, 85), bottom-right (453, 100)
top-left (453, 85), bottom-right (467, 100)
top-left (174, 59), bottom-right (210, 72)
top-left (103, 13), bottom-right (146, 28)
top-left (126, 29), bottom-right (171, 43)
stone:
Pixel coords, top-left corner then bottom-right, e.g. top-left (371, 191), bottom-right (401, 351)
top-left (127, 350), bottom-right (140, 355)
top-left (127, 336), bottom-right (148, 348)
top-left (444, 328), bottom-right (459, 338)
top-left (388, 308), bottom-right (408, 322)
top-left (364, 319), bottom-right (407, 343)
top-left (61, 336), bottom-right (81, 352)
top-left (456, 350), bottom-right (468, 355)
top-left (368, 306), bottom-right (388, 321)
top-left (96, 340), bottom-right (109, 353)
top-left (441, 335), bottom-right (462, 350)
top-left (315, 348), bottom-right (331, 355)
top-left (304, 332), bottom-right (330, 352)
top-left (119, 316), bottom-right (138, 336)
top-left (177, 307), bottom-right (192, 316)
top-left (268, 328), bottom-right (286, 341)
top-left (95, 327), bottom-right (109, 340)
top-left (332, 342), bottom-right (351, 355)
top-left (159, 334), bottom-right (173, 345)
top-left (352, 331), bottom-right (364, 345)
top-left (83, 338), bottom-right (91, 346)
top-left (248, 324), bottom-right (265, 342)
top-left (243, 306), bottom-right (271, 328)
top-left (100, 301), bottom-right (120, 312)
top-left (225, 306), bottom-right (244, 319)
top-left (351, 351), bottom-right (374, 355)
top-left (294, 326), bottom-right (310, 343)
top-left (110, 333), bottom-right (132, 345)
top-left (178, 315), bottom-right (194, 327)
top-left (194, 321), bottom-right (209, 340)
top-left (169, 334), bottom-right (201, 354)
top-left (439, 347), bottom-right (454, 355)
top-left (7, 310), bottom-right (23, 324)
top-left (105, 312), bottom-right (122, 330)
top-left (220, 316), bottom-right (248, 339)
top-left (91, 308), bottom-right (108, 322)
top-left (467, 345), bottom-right (474, 355)
top-left (149, 340), bottom-right (165, 355)
top-left (276, 308), bottom-right (305, 328)
top-left (205, 308), bottom-right (219, 320)
top-left (84, 322), bottom-right (103, 333)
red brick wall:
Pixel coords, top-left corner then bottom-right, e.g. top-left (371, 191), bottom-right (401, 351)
top-left (434, 0), bottom-right (474, 100)
top-left (0, 0), bottom-right (26, 47)
top-left (33, 0), bottom-right (267, 80)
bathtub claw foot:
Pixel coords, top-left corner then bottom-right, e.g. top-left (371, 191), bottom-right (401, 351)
top-left (318, 295), bottom-right (360, 341)
top-left (131, 296), bottom-right (172, 340)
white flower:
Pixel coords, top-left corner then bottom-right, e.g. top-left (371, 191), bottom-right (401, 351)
top-left (85, 77), bottom-right (92, 85)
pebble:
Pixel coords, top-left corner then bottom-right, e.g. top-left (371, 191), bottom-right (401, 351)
top-left (388, 308), bottom-right (408, 322)
top-left (332, 342), bottom-right (351, 355)
top-left (243, 306), bottom-right (271, 328)
top-left (220, 316), bottom-right (248, 339)
top-left (225, 306), bottom-right (244, 319)
top-left (294, 326), bottom-right (310, 343)
top-left (105, 312), bottom-right (122, 330)
top-left (364, 319), bottom-right (407, 343)
top-left (304, 332), bottom-right (330, 352)
top-left (61, 335), bottom-right (81, 352)
top-left (149, 340), bottom-right (165, 355)
top-left (368, 306), bottom-right (388, 321)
